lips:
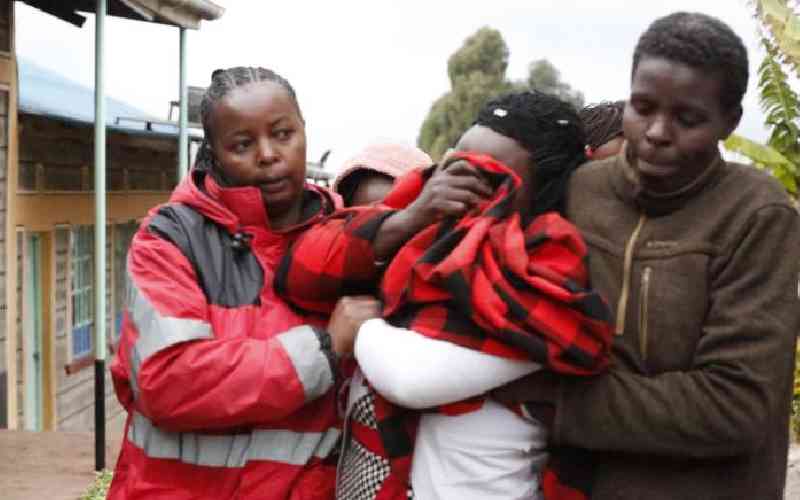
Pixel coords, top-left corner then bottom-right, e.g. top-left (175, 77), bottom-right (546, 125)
top-left (631, 146), bottom-right (680, 179)
top-left (635, 159), bottom-right (680, 178)
top-left (260, 177), bottom-right (288, 195)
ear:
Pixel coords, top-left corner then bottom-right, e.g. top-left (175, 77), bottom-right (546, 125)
top-left (722, 105), bottom-right (743, 139)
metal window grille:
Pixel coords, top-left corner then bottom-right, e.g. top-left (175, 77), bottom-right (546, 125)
top-left (71, 226), bottom-right (94, 358)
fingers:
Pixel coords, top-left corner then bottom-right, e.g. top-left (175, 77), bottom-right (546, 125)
top-left (440, 172), bottom-right (493, 198)
top-left (436, 162), bottom-right (493, 198)
top-left (439, 148), bottom-right (457, 168)
top-left (424, 177), bottom-right (492, 219)
top-left (399, 157), bottom-right (494, 229)
top-left (433, 190), bottom-right (484, 218)
top-left (327, 296), bottom-right (382, 357)
top-left (332, 296), bottom-right (381, 319)
top-left (440, 158), bottom-right (476, 174)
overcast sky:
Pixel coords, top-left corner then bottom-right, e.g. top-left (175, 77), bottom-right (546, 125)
top-left (15, 0), bottom-right (797, 174)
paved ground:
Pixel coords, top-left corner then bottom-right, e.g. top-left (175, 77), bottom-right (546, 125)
top-left (787, 444), bottom-right (800, 499)
top-left (1, 426), bottom-right (798, 499)
top-left (1, 417), bottom-right (125, 500)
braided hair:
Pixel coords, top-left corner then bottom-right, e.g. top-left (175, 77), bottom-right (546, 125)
top-left (474, 90), bottom-right (587, 217)
top-left (580, 101), bottom-right (625, 151)
top-left (632, 12), bottom-right (748, 111)
top-left (195, 66), bottom-right (302, 175)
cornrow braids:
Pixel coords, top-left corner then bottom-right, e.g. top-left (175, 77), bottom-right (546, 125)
top-left (475, 90), bottom-right (587, 217)
top-left (580, 100), bottom-right (625, 150)
top-left (195, 66), bottom-right (302, 173)
top-left (632, 12), bottom-right (748, 111)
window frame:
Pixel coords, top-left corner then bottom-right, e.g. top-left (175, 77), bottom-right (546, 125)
top-left (68, 225), bottom-right (94, 365)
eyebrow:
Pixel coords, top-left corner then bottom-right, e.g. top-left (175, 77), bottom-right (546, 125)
top-left (270, 115), bottom-right (294, 127)
top-left (630, 91), bottom-right (711, 111)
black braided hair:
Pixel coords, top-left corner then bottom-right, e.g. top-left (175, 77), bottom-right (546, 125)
top-left (474, 90), bottom-right (587, 217)
top-left (580, 100), bottom-right (625, 150)
top-left (195, 66), bottom-right (302, 175)
top-left (632, 12), bottom-right (748, 111)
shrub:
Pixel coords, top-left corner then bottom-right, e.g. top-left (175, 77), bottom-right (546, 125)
top-left (81, 470), bottom-right (113, 500)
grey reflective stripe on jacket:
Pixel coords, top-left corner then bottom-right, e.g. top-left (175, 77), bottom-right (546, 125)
top-left (129, 411), bottom-right (341, 467)
top-left (277, 325), bottom-right (336, 402)
top-left (128, 278), bottom-right (213, 397)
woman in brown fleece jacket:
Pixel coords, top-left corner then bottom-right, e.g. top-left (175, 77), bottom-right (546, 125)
top-left (496, 12), bottom-right (800, 500)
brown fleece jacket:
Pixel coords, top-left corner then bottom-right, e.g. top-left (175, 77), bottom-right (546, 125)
top-left (556, 150), bottom-right (800, 500)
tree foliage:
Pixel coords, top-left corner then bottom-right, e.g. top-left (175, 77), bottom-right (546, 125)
top-left (727, 2), bottom-right (800, 440)
top-left (447, 27), bottom-right (509, 86)
top-left (724, 133), bottom-right (797, 193)
top-left (525, 60), bottom-right (584, 110)
top-left (755, 0), bottom-right (800, 76)
top-left (418, 27), bottom-right (582, 160)
top-left (724, 2), bottom-right (800, 198)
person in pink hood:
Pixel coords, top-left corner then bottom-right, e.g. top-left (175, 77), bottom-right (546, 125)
top-left (333, 143), bottom-right (433, 206)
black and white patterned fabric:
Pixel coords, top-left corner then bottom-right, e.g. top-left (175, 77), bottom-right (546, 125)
top-left (337, 439), bottom-right (390, 500)
top-left (351, 391), bottom-right (378, 429)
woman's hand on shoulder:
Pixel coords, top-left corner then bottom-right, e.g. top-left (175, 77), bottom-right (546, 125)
top-left (327, 296), bottom-right (382, 357)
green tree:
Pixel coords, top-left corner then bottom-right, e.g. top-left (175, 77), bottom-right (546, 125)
top-left (755, 0), bottom-right (800, 76)
top-left (525, 59), bottom-right (584, 109)
top-left (419, 27), bottom-right (512, 160)
top-left (724, 2), bottom-right (799, 196)
top-left (722, 0), bottom-right (800, 439)
top-left (447, 27), bottom-right (509, 86)
top-left (418, 27), bottom-right (582, 160)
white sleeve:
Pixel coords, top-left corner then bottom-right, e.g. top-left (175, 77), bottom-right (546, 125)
top-left (354, 318), bottom-right (540, 409)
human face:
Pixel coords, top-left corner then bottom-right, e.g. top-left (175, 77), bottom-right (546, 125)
top-left (348, 172), bottom-right (395, 207)
top-left (455, 125), bottom-right (534, 216)
top-left (210, 81), bottom-right (307, 229)
top-left (624, 57), bottom-right (740, 193)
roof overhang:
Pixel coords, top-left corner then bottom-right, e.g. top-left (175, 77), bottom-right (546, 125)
top-left (19, 0), bottom-right (224, 29)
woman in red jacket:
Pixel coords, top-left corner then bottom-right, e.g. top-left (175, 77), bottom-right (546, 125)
top-left (107, 66), bottom-right (381, 500)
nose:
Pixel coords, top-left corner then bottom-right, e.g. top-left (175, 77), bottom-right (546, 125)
top-left (644, 115), bottom-right (672, 146)
top-left (256, 138), bottom-right (279, 165)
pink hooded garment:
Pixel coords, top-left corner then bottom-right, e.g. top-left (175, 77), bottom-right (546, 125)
top-left (332, 143), bottom-right (433, 195)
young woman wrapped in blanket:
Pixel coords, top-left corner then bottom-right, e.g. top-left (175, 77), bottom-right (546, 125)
top-left (274, 90), bottom-right (613, 500)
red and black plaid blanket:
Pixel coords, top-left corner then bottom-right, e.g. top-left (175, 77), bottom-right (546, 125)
top-left (380, 152), bottom-right (611, 374)
top-left (276, 152), bottom-right (613, 500)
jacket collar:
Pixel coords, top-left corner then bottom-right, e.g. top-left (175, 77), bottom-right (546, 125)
top-left (168, 169), bottom-right (341, 235)
top-left (610, 142), bottom-right (724, 217)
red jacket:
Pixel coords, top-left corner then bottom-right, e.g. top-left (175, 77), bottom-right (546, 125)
top-left (109, 170), bottom-right (343, 500)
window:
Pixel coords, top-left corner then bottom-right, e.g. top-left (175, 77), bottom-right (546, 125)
top-left (71, 226), bottom-right (94, 359)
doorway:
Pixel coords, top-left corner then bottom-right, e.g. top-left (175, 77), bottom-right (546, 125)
top-left (23, 233), bottom-right (44, 431)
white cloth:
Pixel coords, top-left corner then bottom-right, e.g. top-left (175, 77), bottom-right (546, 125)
top-left (354, 319), bottom-right (547, 500)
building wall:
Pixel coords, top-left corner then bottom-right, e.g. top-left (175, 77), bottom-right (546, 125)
top-left (13, 222), bottom-right (140, 431)
top-left (18, 114), bottom-right (178, 193)
top-left (55, 226), bottom-right (124, 431)
top-left (0, 90), bottom-right (7, 428)
top-left (2, 0), bottom-right (16, 429)
top-left (14, 233), bottom-right (20, 425)
top-left (12, 114), bottom-right (176, 431)
top-left (0, 0), bottom-right (11, 429)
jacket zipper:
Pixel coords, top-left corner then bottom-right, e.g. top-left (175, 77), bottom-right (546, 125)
top-left (615, 214), bottom-right (647, 336)
top-left (639, 266), bottom-right (652, 361)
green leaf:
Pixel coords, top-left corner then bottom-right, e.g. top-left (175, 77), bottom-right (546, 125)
top-left (81, 470), bottom-right (113, 500)
top-left (755, 0), bottom-right (800, 76)
top-left (724, 134), bottom-right (798, 194)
